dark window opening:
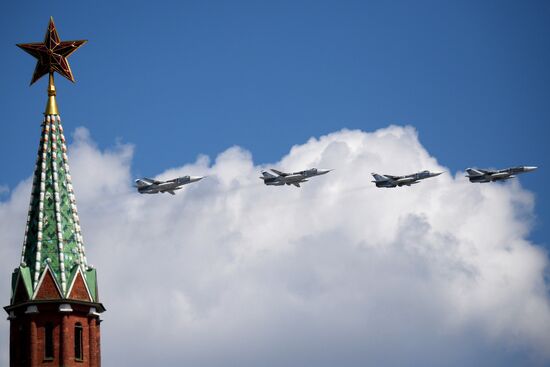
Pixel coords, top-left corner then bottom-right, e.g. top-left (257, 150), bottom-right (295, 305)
top-left (18, 325), bottom-right (27, 363)
top-left (74, 322), bottom-right (83, 360)
top-left (45, 323), bottom-right (54, 360)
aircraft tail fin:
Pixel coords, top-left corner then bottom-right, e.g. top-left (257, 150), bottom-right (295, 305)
top-left (260, 171), bottom-right (276, 180)
top-left (134, 179), bottom-right (150, 188)
top-left (270, 169), bottom-right (288, 177)
top-left (371, 173), bottom-right (387, 182)
top-left (466, 168), bottom-right (483, 177)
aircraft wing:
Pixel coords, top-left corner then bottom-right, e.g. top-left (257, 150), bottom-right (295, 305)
top-left (384, 174), bottom-right (401, 180)
top-left (143, 177), bottom-right (163, 185)
top-left (491, 172), bottom-right (512, 179)
top-left (166, 190), bottom-right (176, 195)
top-left (271, 169), bottom-right (289, 177)
top-left (291, 182), bottom-right (301, 187)
top-left (396, 177), bottom-right (417, 185)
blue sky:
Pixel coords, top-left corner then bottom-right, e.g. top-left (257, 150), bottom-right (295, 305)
top-left (1, 1), bottom-right (550, 365)
top-left (2, 1), bottom-right (549, 244)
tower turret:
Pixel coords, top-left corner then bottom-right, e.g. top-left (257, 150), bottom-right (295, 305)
top-left (5, 17), bottom-right (104, 367)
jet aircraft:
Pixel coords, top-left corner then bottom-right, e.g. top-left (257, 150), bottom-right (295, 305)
top-left (135, 175), bottom-right (204, 195)
top-left (371, 170), bottom-right (443, 188)
top-left (465, 166), bottom-right (537, 183)
top-left (260, 168), bottom-right (332, 187)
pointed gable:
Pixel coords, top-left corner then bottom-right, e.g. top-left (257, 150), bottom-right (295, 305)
top-left (12, 276), bottom-right (30, 304)
top-left (67, 270), bottom-right (92, 302)
top-left (11, 266), bottom-right (33, 305)
top-left (34, 268), bottom-right (62, 300)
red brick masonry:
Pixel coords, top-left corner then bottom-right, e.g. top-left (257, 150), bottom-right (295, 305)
top-left (9, 303), bottom-right (101, 367)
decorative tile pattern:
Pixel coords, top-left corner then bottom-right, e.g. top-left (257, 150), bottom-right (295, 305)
top-left (19, 114), bottom-right (91, 299)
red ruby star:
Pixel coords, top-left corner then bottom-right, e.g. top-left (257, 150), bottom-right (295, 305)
top-left (17, 17), bottom-right (87, 85)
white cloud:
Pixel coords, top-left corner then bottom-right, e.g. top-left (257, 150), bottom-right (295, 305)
top-left (0, 125), bottom-right (549, 366)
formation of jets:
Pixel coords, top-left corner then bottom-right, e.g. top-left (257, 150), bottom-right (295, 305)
top-left (134, 166), bottom-right (537, 194)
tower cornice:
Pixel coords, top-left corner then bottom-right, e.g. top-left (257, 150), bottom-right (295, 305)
top-left (4, 298), bottom-right (106, 315)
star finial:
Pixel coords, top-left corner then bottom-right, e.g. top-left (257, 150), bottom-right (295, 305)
top-left (17, 17), bottom-right (87, 85)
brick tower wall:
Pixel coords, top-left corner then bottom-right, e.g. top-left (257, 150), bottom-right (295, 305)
top-left (9, 304), bottom-right (100, 367)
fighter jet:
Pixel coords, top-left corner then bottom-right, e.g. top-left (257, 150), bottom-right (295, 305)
top-left (135, 175), bottom-right (204, 195)
top-left (465, 166), bottom-right (537, 183)
top-left (371, 170), bottom-right (443, 188)
top-left (260, 168), bottom-right (332, 187)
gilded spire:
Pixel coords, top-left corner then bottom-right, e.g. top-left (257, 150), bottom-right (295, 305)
top-left (45, 73), bottom-right (59, 115)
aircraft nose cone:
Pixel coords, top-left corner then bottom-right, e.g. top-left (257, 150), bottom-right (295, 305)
top-left (318, 169), bottom-right (332, 175)
top-left (190, 176), bottom-right (205, 182)
top-left (431, 171), bottom-right (444, 177)
top-left (524, 166), bottom-right (538, 172)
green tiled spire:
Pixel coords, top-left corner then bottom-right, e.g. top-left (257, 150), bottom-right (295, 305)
top-left (13, 113), bottom-right (96, 300)
top-left (9, 18), bottom-right (100, 309)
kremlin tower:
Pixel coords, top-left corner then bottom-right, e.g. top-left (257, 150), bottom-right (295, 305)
top-left (4, 18), bottom-right (105, 367)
